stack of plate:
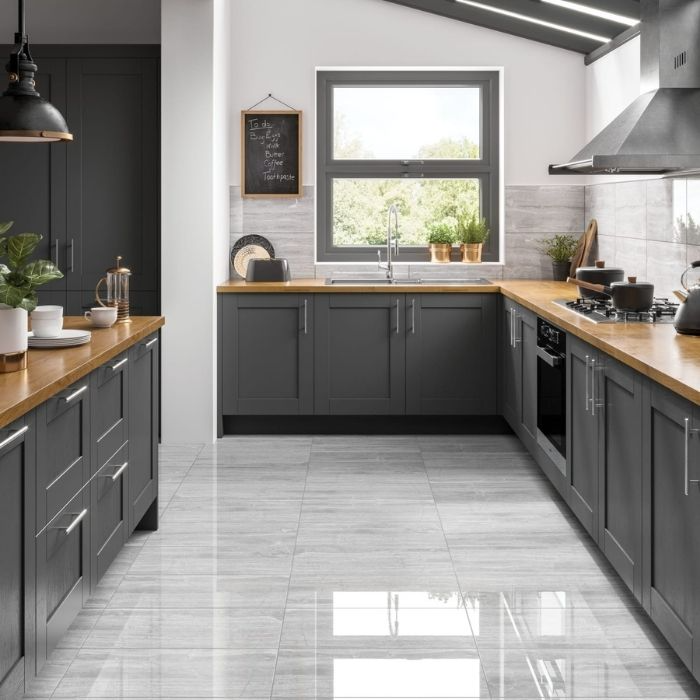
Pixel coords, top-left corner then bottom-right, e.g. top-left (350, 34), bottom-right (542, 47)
top-left (28, 329), bottom-right (92, 348)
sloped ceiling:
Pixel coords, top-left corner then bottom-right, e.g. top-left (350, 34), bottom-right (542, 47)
top-left (380, 0), bottom-right (640, 55)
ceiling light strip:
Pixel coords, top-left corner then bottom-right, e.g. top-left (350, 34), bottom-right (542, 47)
top-left (541, 0), bottom-right (638, 27)
top-left (453, 0), bottom-right (611, 43)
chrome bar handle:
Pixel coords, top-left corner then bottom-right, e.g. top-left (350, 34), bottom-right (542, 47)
top-left (68, 238), bottom-right (75, 272)
top-left (303, 299), bottom-right (308, 335)
top-left (0, 425), bottom-right (29, 451)
top-left (61, 385), bottom-right (88, 403)
top-left (395, 299), bottom-right (400, 335)
top-left (63, 509), bottom-right (87, 535)
top-left (101, 461), bottom-right (128, 481)
top-left (144, 338), bottom-right (158, 349)
top-left (513, 312), bottom-right (521, 346)
top-left (411, 299), bottom-right (416, 334)
top-left (110, 358), bottom-right (128, 371)
top-left (584, 355), bottom-right (590, 414)
top-left (508, 308), bottom-right (514, 348)
top-left (590, 359), bottom-right (596, 416)
top-left (685, 418), bottom-right (690, 496)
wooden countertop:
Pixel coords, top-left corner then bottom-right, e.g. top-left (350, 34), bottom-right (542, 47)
top-left (0, 316), bottom-right (164, 430)
top-left (218, 278), bottom-right (700, 405)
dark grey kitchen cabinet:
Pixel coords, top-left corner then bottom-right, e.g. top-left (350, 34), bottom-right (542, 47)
top-left (567, 336), bottom-right (599, 538)
top-left (35, 486), bottom-right (90, 672)
top-left (405, 294), bottom-right (498, 414)
top-left (128, 332), bottom-right (160, 533)
top-left (0, 46), bottom-right (160, 316)
top-left (500, 297), bottom-right (537, 448)
top-left (0, 416), bottom-right (35, 700)
top-left (643, 384), bottom-right (700, 676)
top-left (315, 294), bottom-right (405, 415)
top-left (35, 380), bottom-right (90, 534)
top-left (221, 294), bottom-right (314, 415)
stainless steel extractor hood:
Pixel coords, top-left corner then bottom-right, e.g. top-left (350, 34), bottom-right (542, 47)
top-left (550, 0), bottom-right (700, 175)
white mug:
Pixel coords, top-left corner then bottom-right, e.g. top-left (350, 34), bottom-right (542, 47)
top-left (31, 305), bottom-right (64, 338)
top-left (84, 306), bottom-right (118, 328)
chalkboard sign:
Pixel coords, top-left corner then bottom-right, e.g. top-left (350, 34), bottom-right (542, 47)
top-left (241, 110), bottom-right (302, 198)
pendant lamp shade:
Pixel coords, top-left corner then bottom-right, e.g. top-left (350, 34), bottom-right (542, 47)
top-left (0, 0), bottom-right (72, 142)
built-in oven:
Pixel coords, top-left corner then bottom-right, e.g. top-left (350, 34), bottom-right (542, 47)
top-left (536, 318), bottom-right (567, 474)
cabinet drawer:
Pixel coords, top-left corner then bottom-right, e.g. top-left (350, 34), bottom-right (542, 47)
top-left (36, 486), bottom-right (89, 670)
top-left (91, 351), bottom-right (129, 476)
top-left (91, 442), bottom-right (128, 585)
top-left (36, 381), bottom-right (90, 533)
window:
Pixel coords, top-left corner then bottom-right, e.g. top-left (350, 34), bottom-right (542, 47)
top-left (316, 69), bottom-right (501, 263)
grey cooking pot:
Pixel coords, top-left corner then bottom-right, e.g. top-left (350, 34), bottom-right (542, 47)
top-left (575, 260), bottom-right (624, 299)
top-left (566, 276), bottom-right (654, 312)
top-left (674, 261), bottom-right (700, 335)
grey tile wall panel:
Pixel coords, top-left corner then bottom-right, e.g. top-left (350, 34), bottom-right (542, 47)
top-left (615, 181), bottom-right (647, 239)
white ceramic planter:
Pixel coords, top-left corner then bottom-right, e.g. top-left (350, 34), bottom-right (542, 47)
top-left (0, 307), bottom-right (29, 354)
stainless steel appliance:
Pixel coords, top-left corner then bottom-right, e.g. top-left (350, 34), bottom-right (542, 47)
top-left (553, 298), bottom-right (679, 324)
top-left (537, 319), bottom-right (567, 474)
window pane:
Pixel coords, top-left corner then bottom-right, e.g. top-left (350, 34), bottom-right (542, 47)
top-left (333, 86), bottom-right (481, 160)
top-left (332, 178), bottom-right (480, 247)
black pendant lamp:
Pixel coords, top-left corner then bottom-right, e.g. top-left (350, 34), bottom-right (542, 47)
top-left (0, 0), bottom-right (72, 142)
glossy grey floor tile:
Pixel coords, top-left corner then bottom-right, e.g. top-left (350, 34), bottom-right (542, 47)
top-left (33, 434), bottom-right (700, 699)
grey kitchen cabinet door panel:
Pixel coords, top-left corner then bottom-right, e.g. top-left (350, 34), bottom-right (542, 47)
top-left (91, 351), bottom-right (129, 477)
top-left (519, 306), bottom-right (538, 443)
top-left (598, 357), bottom-right (643, 599)
top-left (406, 294), bottom-right (497, 415)
top-left (643, 384), bottom-right (700, 673)
top-left (65, 57), bottom-right (159, 294)
top-left (0, 415), bottom-right (36, 699)
top-left (35, 485), bottom-right (90, 673)
top-left (221, 295), bottom-right (314, 415)
top-left (35, 379), bottom-right (90, 533)
top-left (91, 441), bottom-right (129, 587)
top-left (567, 337), bottom-right (598, 539)
top-left (315, 294), bottom-right (405, 415)
top-left (128, 332), bottom-right (159, 533)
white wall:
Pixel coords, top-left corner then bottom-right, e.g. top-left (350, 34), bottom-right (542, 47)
top-left (229, 0), bottom-right (587, 186)
top-left (0, 0), bottom-right (160, 43)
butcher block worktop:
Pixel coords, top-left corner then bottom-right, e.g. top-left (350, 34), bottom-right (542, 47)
top-left (218, 278), bottom-right (700, 404)
top-left (0, 316), bottom-right (164, 430)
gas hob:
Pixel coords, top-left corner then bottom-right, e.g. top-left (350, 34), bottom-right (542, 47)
top-left (554, 298), bottom-right (679, 324)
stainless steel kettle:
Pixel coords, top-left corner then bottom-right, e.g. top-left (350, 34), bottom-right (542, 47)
top-left (673, 261), bottom-right (700, 335)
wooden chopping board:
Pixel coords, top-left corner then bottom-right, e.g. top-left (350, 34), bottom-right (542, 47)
top-left (569, 219), bottom-right (598, 278)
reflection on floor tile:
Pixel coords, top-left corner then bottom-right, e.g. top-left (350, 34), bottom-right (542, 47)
top-left (29, 435), bottom-right (700, 699)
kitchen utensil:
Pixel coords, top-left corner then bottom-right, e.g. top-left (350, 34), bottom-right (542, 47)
top-left (574, 260), bottom-right (625, 299)
top-left (245, 258), bottom-right (291, 282)
top-left (95, 256), bottom-right (132, 323)
top-left (28, 329), bottom-right (91, 348)
top-left (30, 305), bottom-right (64, 338)
top-left (84, 306), bottom-right (118, 328)
top-left (673, 260), bottom-right (700, 335)
top-left (233, 244), bottom-right (270, 278)
top-left (569, 219), bottom-right (598, 278)
top-left (566, 276), bottom-right (654, 312)
top-left (230, 235), bottom-right (275, 278)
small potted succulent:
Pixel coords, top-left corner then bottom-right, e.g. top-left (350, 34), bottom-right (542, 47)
top-left (427, 220), bottom-right (456, 263)
top-left (0, 222), bottom-right (64, 367)
top-left (458, 214), bottom-right (490, 263)
top-left (538, 234), bottom-right (579, 281)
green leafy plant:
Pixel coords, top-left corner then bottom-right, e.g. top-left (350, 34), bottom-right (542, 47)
top-left (0, 222), bottom-right (64, 311)
top-left (427, 219), bottom-right (456, 245)
top-left (457, 214), bottom-right (490, 244)
top-left (537, 234), bottom-right (579, 263)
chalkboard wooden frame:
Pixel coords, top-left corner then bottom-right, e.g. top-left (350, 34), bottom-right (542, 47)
top-left (241, 110), bottom-right (302, 198)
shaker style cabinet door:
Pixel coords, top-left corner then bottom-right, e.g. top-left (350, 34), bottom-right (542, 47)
top-left (0, 416), bottom-right (35, 700)
top-left (406, 294), bottom-right (498, 415)
top-left (643, 385), bottom-right (700, 676)
top-left (221, 295), bottom-right (314, 415)
top-left (128, 332), bottom-right (160, 533)
top-left (314, 294), bottom-right (405, 415)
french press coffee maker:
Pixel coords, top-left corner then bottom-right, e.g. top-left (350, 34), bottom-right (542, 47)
top-left (95, 256), bottom-right (132, 323)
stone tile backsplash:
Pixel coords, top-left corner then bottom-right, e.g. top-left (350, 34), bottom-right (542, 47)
top-left (229, 184), bottom-right (586, 282)
top-left (584, 178), bottom-right (699, 299)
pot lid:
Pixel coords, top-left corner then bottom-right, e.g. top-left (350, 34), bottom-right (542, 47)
top-left (576, 260), bottom-right (624, 273)
top-left (611, 276), bottom-right (653, 288)
top-left (106, 256), bottom-right (131, 274)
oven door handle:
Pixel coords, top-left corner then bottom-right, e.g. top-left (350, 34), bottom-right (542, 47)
top-left (537, 345), bottom-right (563, 367)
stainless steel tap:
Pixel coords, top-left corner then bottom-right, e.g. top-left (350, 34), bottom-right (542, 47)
top-left (378, 204), bottom-right (400, 281)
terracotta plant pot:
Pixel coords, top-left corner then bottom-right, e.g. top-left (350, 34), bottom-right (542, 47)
top-left (552, 260), bottom-right (570, 281)
top-left (429, 243), bottom-right (453, 263)
top-left (460, 243), bottom-right (483, 263)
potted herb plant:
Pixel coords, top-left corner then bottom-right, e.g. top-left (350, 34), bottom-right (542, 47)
top-left (0, 222), bottom-right (64, 364)
top-left (427, 220), bottom-right (456, 263)
top-left (458, 214), bottom-right (489, 263)
top-left (538, 234), bottom-right (579, 281)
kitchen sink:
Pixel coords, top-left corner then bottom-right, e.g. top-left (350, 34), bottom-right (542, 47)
top-left (418, 278), bottom-right (492, 285)
top-left (325, 277), bottom-right (491, 285)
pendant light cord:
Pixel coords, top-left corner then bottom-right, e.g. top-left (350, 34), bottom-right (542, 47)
top-left (247, 93), bottom-right (297, 111)
top-left (18, 0), bottom-right (25, 39)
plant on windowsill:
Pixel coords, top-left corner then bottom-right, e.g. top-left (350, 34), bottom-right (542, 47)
top-left (0, 222), bottom-right (64, 367)
top-left (427, 220), bottom-right (457, 263)
top-left (457, 214), bottom-right (489, 263)
top-left (537, 234), bottom-right (579, 281)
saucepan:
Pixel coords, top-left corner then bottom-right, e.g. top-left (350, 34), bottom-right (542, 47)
top-left (566, 276), bottom-right (654, 312)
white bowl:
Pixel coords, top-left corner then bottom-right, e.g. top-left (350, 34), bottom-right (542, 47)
top-left (31, 305), bottom-right (63, 319)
